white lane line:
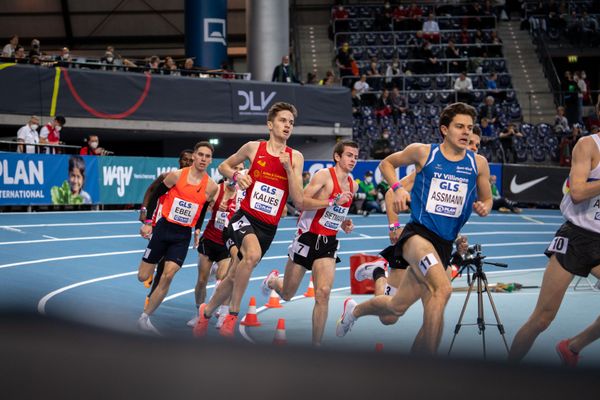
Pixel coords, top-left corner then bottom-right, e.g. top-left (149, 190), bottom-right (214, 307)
top-left (359, 233), bottom-right (372, 238)
top-left (521, 215), bottom-right (544, 225)
top-left (3, 221), bottom-right (140, 228)
top-left (0, 234), bottom-right (139, 245)
top-left (0, 249), bottom-right (145, 270)
top-left (0, 226), bottom-right (24, 233)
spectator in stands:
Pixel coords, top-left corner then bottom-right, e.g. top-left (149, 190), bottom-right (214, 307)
top-left (574, 71), bottom-right (586, 125)
top-left (499, 123), bottom-right (523, 163)
top-left (420, 41), bottom-right (441, 74)
top-left (374, 2), bottom-right (393, 31)
top-left (366, 59), bottom-right (382, 77)
top-left (459, 26), bottom-right (471, 44)
top-left (446, 39), bottom-right (465, 73)
top-left (385, 58), bottom-right (402, 88)
top-left (306, 72), bottom-right (318, 85)
top-left (29, 38), bottom-right (41, 59)
top-left (101, 50), bottom-right (116, 65)
top-left (422, 13), bottom-right (440, 43)
top-left (375, 89), bottom-right (392, 119)
top-left (57, 47), bottom-right (72, 63)
top-left (490, 175), bottom-right (521, 213)
top-left (454, 71), bottom-right (474, 103)
top-left (562, 70), bottom-right (580, 125)
top-left (16, 115), bottom-right (40, 154)
top-left (485, 30), bottom-right (503, 57)
top-left (40, 115), bottom-right (66, 154)
top-left (407, 31), bottom-right (426, 58)
top-left (582, 12), bottom-right (599, 45)
top-left (319, 69), bottom-right (337, 86)
top-left (580, 70), bottom-right (592, 105)
top-left (559, 124), bottom-right (582, 167)
top-left (479, 117), bottom-right (497, 147)
top-left (147, 55), bottom-right (161, 72)
top-left (390, 87), bottom-right (408, 121)
top-left (180, 58), bottom-right (199, 77)
top-left (392, 4), bottom-right (410, 31)
top-left (353, 74), bottom-right (370, 96)
top-left (79, 135), bottom-right (107, 156)
top-left (486, 72), bottom-right (505, 102)
top-left (566, 11), bottom-right (583, 44)
top-left (358, 171), bottom-right (381, 215)
top-left (14, 46), bottom-right (26, 62)
top-left (272, 55), bottom-right (300, 83)
top-left (351, 88), bottom-right (362, 117)
top-left (407, 3), bottom-right (424, 30)
top-left (2, 35), bottom-right (18, 58)
top-left (332, 4), bottom-right (349, 33)
top-left (371, 128), bottom-right (393, 160)
top-left (554, 106), bottom-right (570, 135)
top-left (334, 42), bottom-right (353, 78)
top-left (479, 96), bottom-right (500, 126)
top-left (163, 57), bottom-right (179, 75)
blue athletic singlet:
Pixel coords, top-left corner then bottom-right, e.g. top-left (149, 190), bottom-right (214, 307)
top-left (409, 144), bottom-right (479, 241)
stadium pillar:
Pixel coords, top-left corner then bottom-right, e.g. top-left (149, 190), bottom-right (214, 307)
top-left (184, 0), bottom-right (228, 69)
top-left (246, 0), bottom-right (290, 81)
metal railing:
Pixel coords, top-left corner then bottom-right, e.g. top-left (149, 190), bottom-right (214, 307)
top-left (0, 140), bottom-right (84, 154)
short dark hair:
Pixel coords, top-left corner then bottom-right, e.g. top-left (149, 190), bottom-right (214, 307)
top-left (194, 141), bottom-right (214, 154)
top-left (472, 125), bottom-right (481, 136)
top-left (179, 149), bottom-right (193, 159)
top-left (439, 102), bottom-right (476, 137)
top-left (267, 102), bottom-right (298, 122)
top-left (333, 140), bottom-right (359, 163)
top-left (55, 115), bottom-right (66, 125)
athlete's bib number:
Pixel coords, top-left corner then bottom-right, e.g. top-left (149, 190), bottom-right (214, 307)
top-left (250, 182), bottom-right (284, 217)
top-left (290, 238), bottom-right (310, 258)
top-left (167, 197), bottom-right (199, 226)
top-left (587, 195), bottom-right (600, 223)
top-left (426, 178), bottom-right (468, 218)
top-left (548, 236), bottom-right (569, 254)
top-left (232, 215), bottom-right (251, 232)
top-left (318, 203), bottom-right (350, 231)
top-left (214, 211), bottom-right (229, 231)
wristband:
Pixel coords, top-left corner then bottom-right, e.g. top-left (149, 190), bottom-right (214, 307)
top-left (140, 207), bottom-right (147, 211)
top-left (229, 171), bottom-right (239, 187)
top-left (144, 219), bottom-right (153, 225)
top-left (388, 222), bottom-right (401, 232)
top-left (391, 181), bottom-right (403, 192)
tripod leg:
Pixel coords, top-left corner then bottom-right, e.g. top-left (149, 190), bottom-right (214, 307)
top-left (476, 273), bottom-right (487, 360)
top-left (482, 275), bottom-right (510, 354)
top-left (448, 277), bottom-right (476, 356)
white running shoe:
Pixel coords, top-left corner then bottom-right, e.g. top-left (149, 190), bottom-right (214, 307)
top-left (354, 260), bottom-right (387, 282)
top-left (208, 262), bottom-right (218, 283)
top-left (261, 270), bottom-right (279, 297)
top-left (215, 305), bottom-right (229, 329)
top-left (186, 315), bottom-right (199, 327)
top-left (336, 298), bottom-right (357, 337)
top-left (137, 314), bottom-right (161, 335)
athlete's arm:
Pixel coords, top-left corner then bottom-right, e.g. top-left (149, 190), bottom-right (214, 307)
top-left (340, 182), bottom-right (359, 234)
top-left (139, 172), bottom-right (168, 221)
top-left (569, 137), bottom-right (600, 203)
top-left (380, 144), bottom-right (428, 213)
top-left (473, 154), bottom-right (493, 217)
top-left (140, 170), bottom-right (181, 238)
top-left (194, 179), bottom-right (219, 248)
top-left (218, 142), bottom-right (257, 190)
top-left (285, 149), bottom-right (305, 210)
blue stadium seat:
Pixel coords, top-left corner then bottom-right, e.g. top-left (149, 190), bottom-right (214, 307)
top-left (419, 76), bottom-right (432, 90)
top-left (537, 123), bottom-right (551, 137)
top-left (435, 75), bottom-right (450, 89)
top-left (366, 47), bottom-right (379, 59)
top-left (380, 47), bottom-right (395, 60)
top-left (423, 92), bottom-right (436, 104)
top-left (437, 91), bottom-right (452, 104)
top-left (408, 92), bottom-right (421, 104)
top-left (349, 20), bottom-right (360, 31)
top-left (531, 145), bottom-right (546, 162)
top-left (499, 74), bottom-right (512, 88)
top-left (493, 59), bottom-right (506, 73)
top-left (379, 33), bottom-right (393, 45)
top-left (509, 104), bottom-right (522, 120)
top-left (520, 123), bottom-right (534, 136)
top-left (365, 33), bottom-right (377, 45)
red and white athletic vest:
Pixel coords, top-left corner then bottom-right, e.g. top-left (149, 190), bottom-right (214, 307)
top-left (203, 182), bottom-right (236, 244)
top-left (161, 167), bottom-right (209, 228)
top-left (297, 167), bottom-right (354, 236)
top-left (240, 141), bottom-right (292, 226)
top-left (45, 123), bottom-right (60, 143)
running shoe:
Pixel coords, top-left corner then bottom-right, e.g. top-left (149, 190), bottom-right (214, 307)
top-left (137, 314), bottom-right (160, 335)
top-left (192, 304), bottom-right (210, 338)
top-left (336, 298), bottom-right (357, 337)
top-left (261, 270), bottom-right (279, 297)
top-left (215, 305), bottom-right (229, 329)
top-left (186, 315), bottom-right (199, 327)
top-left (556, 339), bottom-right (579, 367)
top-left (219, 314), bottom-right (238, 338)
top-left (354, 261), bottom-right (386, 282)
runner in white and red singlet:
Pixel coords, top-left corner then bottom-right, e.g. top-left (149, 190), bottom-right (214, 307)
top-left (262, 140), bottom-right (359, 346)
top-left (193, 102), bottom-right (304, 338)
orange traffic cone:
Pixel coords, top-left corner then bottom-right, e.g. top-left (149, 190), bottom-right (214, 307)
top-left (451, 265), bottom-right (459, 279)
top-left (273, 318), bottom-right (287, 345)
top-left (265, 290), bottom-right (283, 308)
top-left (375, 343), bottom-right (384, 352)
top-left (303, 276), bottom-right (315, 297)
top-left (241, 296), bottom-right (262, 327)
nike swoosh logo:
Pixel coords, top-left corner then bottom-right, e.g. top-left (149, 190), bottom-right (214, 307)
top-left (510, 176), bottom-right (548, 194)
top-left (239, 229), bottom-right (247, 234)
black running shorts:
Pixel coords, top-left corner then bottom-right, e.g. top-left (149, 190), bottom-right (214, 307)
top-left (227, 210), bottom-right (277, 261)
top-left (288, 231), bottom-right (340, 270)
top-left (545, 221), bottom-right (600, 277)
top-left (197, 236), bottom-right (230, 263)
top-left (392, 222), bottom-right (454, 271)
top-left (143, 218), bottom-right (191, 267)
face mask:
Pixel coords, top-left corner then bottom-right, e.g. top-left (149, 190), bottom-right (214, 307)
top-left (393, 63), bottom-right (398, 68)
top-left (30, 124), bottom-right (38, 130)
top-left (89, 141), bottom-right (99, 149)
top-left (107, 57), bottom-right (114, 63)
top-left (55, 126), bottom-right (62, 132)
top-left (63, 53), bottom-right (69, 58)
top-left (365, 176), bottom-right (373, 183)
top-left (383, 134), bottom-right (389, 140)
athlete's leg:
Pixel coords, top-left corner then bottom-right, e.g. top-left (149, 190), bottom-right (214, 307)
top-left (229, 233), bottom-right (263, 313)
top-left (138, 260), bottom-right (156, 282)
top-left (270, 258), bottom-right (306, 301)
top-left (311, 258), bottom-right (336, 346)
top-left (215, 257), bottom-right (231, 281)
top-left (195, 253), bottom-right (213, 306)
top-left (204, 256), bottom-right (239, 316)
top-left (144, 261), bottom-right (182, 315)
top-left (508, 255), bottom-right (574, 362)
top-left (148, 258), bottom-right (165, 296)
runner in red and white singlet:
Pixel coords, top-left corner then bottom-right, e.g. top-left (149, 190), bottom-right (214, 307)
top-left (263, 140), bottom-right (359, 346)
top-left (194, 102), bottom-right (305, 339)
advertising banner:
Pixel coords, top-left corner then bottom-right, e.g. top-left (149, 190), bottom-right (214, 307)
top-left (0, 153), bottom-right (99, 205)
top-left (502, 164), bottom-right (569, 204)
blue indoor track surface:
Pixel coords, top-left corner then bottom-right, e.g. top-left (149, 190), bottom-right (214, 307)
top-left (1, 209), bottom-right (599, 366)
